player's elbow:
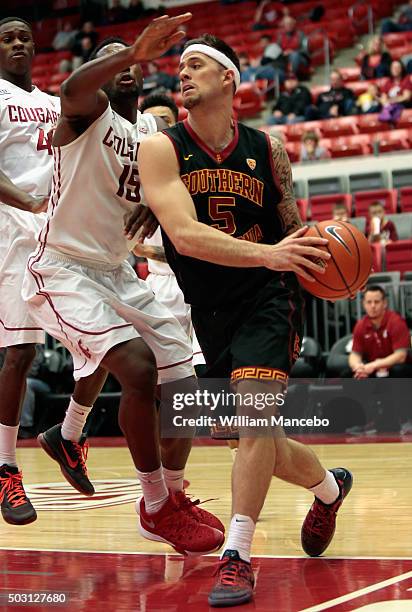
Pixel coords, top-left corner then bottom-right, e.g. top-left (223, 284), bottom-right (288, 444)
top-left (172, 227), bottom-right (194, 257)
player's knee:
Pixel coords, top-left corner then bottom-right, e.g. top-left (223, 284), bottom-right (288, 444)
top-left (118, 344), bottom-right (157, 391)
top-left (4, 344), bottom-right (36, 374)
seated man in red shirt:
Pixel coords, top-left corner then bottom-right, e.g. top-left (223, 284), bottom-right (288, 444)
top-left (348, 285), bottom-right (412, 379)
top-left (365, 201), bottom-right (398, 245)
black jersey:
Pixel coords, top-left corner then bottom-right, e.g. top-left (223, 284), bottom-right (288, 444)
top-left (162, 119), bottom-right (285, 309)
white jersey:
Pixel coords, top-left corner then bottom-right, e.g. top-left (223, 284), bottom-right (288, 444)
top-left (40, 105), bottom-right (157, 265)
top-left (0, 78), bottom-right (60, 199)
top-left (145, 227), bottom-right (173, 275)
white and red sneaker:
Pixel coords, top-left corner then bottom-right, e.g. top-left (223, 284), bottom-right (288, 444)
top-left (137, 492), bottom-right (224, 556)
top-left (173, 490), bottom-right (225, 534)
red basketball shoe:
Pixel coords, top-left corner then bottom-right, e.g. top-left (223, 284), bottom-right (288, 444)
top-left (174, 490), bottom-right (225, 534)
top-left (301, 467), bottom-right (353, 557)
top-left (138, 492), bottom-right (224, 556)
top-left (208, 550), bottom-right (255, 607)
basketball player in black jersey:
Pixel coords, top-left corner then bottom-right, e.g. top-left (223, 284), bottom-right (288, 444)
top-left (138, 35), bottom-right (353, 607)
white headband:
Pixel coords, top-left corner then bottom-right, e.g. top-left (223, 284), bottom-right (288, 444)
top-left (180, 43), bottom-right (241, 92)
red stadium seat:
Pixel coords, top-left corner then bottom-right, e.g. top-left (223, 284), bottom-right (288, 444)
top-left (233, 83), bottom-right (263, 118)
top-left (396, 108), bottom-right (412, 129)
top-left (309, 193), bottom-right (352, 221)
top-left (340, 67), bottom-right (361, 82)
top-left (285, 142), bottom-right (300, 163)
top-left (385, 240), bottom-right (412, 274)
top-left (286, 121), bottom-right (323, 142)
top-left (399, 187), bottom-right (412, 213)
top-left (371, 242), bottom-right (383, 273)
top-left (372, 130), bottom-right (411, 153)
top-left (320, 117), bottom-right (359, 138)
top-left (356, 114), bottom-right (390, 134)
top-left (354, 189), bottom-right (398, 217)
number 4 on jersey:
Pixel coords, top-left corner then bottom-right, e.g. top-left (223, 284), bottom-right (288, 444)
top-left (36, 128), bottom-right (54, 156)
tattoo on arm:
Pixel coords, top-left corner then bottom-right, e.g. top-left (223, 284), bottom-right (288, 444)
top-left (270, 135), bottom-right (303, 235)
top-left (133, 244), bottom-right (168, 263)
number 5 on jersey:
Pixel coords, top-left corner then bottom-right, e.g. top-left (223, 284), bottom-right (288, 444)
top-left (209, 196), bottom-right (236, 235)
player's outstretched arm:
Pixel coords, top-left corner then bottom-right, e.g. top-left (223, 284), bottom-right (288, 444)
top-left (138, 134), bottom-right (330, 279)
top-left (0, 169), bottom-right (48, 214)
top-left (60, 14), bottom-right (191, 121)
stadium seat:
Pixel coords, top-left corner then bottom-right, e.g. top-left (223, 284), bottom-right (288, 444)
top-left (385, 240), bottom-right (412, 274)
top-left (286, 121), bottom-right (323, 142)
top-left (309, 193), bottom-right (352, 221)
top-left (349, 172), bottom-right (387, 193)
top-left (320, 117), bottom-right (358, 138)
top-left (387, 213), bottom-right (412, 240)
top-left (233, 83), bottom-right (263, 119)
top-left (373, 130), bottom-right (411, 153)
top-left (340, 66), bottom-right (361, 82)
top-left (348, 216), bottom-right (366, 233)
top-left (399, 187), bottom-right (412, 212)
top-left (371, 242), bottom-right (383, 273)
top-left (353, 189), bottom-right (398, 217)
top-left (356, 114), bottom-right (390, 134)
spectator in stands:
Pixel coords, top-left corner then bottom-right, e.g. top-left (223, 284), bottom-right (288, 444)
top-left (366, 201), bottom-right (398, 244)
top-left (143, 61), bottom-right (178, 94)
top-left (360, 36), bottom-right (392, 80)
top-left (52, 22), bottom-right (78, 51)
top-left (356, 83), bottom-right (382, 114)
top-left (381, 0), bottom-right (412, 34)
top-left (239, 53), bottom-right (259, 82)
top-left (253, 0), bottom-right (289, 31)
top-left (267, 72), bottom-right (311, 124)
top-left (307, 70), bottom-right (355, 119)
top-left (346, 285), bottom-right (412, 379)
top-left (139, 92), bottom-right (178, 127)
top-left (332, 203), bottom-right (349, 222)
top-left (276, 15), bottom-right (309, 78)
top-left (128, 0), bottom-right (146, 20)
top-left (300, 130), bottom-right (329, 162)
top-left (105, 0), bottom-right (128, 25)
top-left (72, 21), bottom-right (98, 55)
top-left (258, 34), bottom-right (287, 82)
top-left (378, 60), bottom-right (412, 122)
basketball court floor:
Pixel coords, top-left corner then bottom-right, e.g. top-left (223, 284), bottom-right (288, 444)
top-left (1, 436), bottom-right (411, 611)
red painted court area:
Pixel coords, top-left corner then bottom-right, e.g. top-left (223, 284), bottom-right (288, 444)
top-left (1, 551), bottom-right (411, 611)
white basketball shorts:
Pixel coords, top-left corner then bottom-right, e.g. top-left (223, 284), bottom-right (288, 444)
top-left (146, 272), bottom-right (205, 367)
top-left (0, 207), bottom-right (45, 347)
top-left (22, 249), bottom-right (194, 383)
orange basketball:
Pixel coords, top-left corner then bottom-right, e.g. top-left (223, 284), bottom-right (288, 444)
top-left (298, 220), bottom-right (373, 300)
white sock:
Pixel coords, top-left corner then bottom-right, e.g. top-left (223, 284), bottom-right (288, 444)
top-left (309, 470), bottom-right (340, 505)
top-left (163, 467), bottom-right (185, 492)
top-left (61, 397), bottom-right (93, 442)
top-left (0, 423), bottom-right (19, 467)
top-left (137, 465), bottom-right (169, 514)
top-left (222, 514), bottom-right (255, 563)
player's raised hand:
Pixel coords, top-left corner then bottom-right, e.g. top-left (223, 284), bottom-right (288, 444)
top-left (132, 14), bottom-right (192, 62)
top-left (262, 226), bottom-right (331, 282)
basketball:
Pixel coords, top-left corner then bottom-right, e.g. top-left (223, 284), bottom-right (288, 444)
top-left (298, 220), bottom-right (373, 300)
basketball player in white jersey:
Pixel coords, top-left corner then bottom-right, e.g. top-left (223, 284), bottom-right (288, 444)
top-left (0, 17), bottom-right (111, 526)
top-left (23, 17), bottom-right (225, 555)
top-left (135, 93), bottom-right (206, 374)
